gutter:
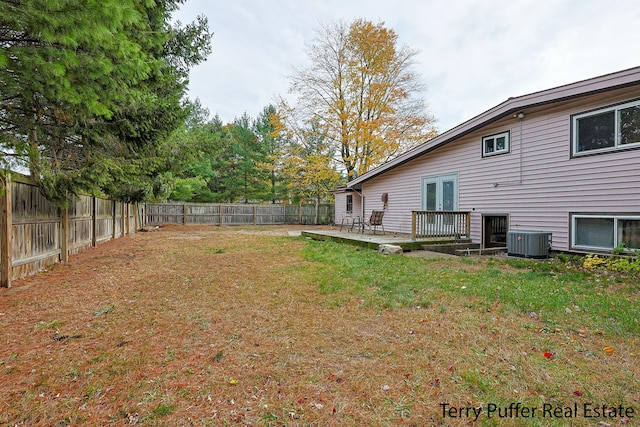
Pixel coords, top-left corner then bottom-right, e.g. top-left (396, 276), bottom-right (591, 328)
top-left (346, 66), bottom-right (640, 189)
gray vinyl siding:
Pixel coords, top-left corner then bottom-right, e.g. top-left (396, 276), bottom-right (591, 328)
top-left (360, 86), bottom-right (640, 251)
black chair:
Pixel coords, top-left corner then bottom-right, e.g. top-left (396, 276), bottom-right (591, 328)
top-left (362, 210), bottom-right (385, 234)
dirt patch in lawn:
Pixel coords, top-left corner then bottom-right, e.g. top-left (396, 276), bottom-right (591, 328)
top-left (0, 225), bottom-right (637, 426)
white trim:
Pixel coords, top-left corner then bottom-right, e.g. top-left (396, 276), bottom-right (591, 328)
top-left (571, 214), bottom-right (640, 250)
top-left (482, 131), bottom-right (510, 157)
top-left (347, 66), bottom-right (640, 188)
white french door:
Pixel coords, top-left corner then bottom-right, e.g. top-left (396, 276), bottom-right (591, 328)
top-left (421, 174), bottom-right (458, 232)
top-left (422, 174), bottom-right (458, 211)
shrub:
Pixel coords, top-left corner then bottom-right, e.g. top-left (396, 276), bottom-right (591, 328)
top-left (581, 253), bottom-right (640, 273)
top-left (582, 254), bottom-right (605, 269)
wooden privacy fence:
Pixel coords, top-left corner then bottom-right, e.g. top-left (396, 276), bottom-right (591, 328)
top-left (145, 202), bottom-right (334, 226)
top-left (0, 173), bottom-right (139, 288)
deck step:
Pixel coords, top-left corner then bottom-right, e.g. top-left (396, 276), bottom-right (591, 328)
top-left (420, 241), bottom-right (477, 255)
top-left (455, 247), bottom-right (507, 256)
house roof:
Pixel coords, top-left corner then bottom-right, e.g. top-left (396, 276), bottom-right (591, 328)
top-left (347, 65), bottom-right (640, 189)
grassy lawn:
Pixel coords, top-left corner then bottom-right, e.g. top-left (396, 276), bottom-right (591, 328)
top-left (0, 225), bottom-right (637, 426)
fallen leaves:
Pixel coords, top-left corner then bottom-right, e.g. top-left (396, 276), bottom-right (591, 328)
top-left (2, 225), bottom-right (638, 426)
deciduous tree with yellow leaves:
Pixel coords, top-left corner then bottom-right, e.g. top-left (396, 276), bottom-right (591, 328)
top-left (272, 103), bottom-right (341, 206)
top-left (289, 19), bottom-right (437, 181)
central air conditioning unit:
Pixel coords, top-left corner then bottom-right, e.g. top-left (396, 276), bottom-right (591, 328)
top-left (507, 231), bottom-right (552, 258)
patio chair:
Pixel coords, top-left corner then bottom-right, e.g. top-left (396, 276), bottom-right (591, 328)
top-left (362, 210), bottom-right (385, 234)
top-left (339, 214), bottom-right (362, 232)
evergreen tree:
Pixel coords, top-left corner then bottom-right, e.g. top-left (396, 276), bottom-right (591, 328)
top-left (208, 114), bottom-right (269, 203)
top-left (0, 0), bottom-right (212, 204)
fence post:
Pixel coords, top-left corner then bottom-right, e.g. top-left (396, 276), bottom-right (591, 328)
top-left (134, 202), bottom-right (139, 231)
top-left (125, 203), bottom-right (130, 235)
top-left (60, 204), bottom-right (69, 262)
top-left (91, 196), bottom-right (97, 247)
top-left (0, 173), bottom-right (12, 288)
top-left (121, 202), bottom-right (126, 237)
top-left (112, 201), bottom-right (116, 239)
top-left (253, 205), bottom-right (257, 225)
top-left (299, 203), bottom-right (302, 224)
top-left (183, 203), bottom-right (186, 225)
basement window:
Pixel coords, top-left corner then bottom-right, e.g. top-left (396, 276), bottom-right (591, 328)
top-left (482, 131), bottom-right (510, 157)
top-left (572, 214), bottom-right (640, 251)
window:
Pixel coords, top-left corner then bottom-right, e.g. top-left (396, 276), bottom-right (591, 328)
top-left (346, 194), bottom-right (353, 214)
top-left (572, 214), bottom-right (640, 251)
top-left (482, 131), bottom-right (509, 157)
top-left (573, 100), bottom-right (640, 155)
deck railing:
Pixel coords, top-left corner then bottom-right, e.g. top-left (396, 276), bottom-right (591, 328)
top-left (411, 210), bottom-right (471, 239)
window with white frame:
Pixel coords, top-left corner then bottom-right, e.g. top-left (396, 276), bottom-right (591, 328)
top-left (573, 100), bottom-right (640, 155)
top-left (572, 214), bottom-right (640, 251)
top-left (346, 194), bottom-right (353, 214)
top-left (482, 131), bottom-right (509, 157)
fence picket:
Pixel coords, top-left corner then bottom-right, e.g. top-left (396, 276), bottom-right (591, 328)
top-left (0, 172), bottom-right (335, 288)
top-left (1, 172), bottom-right (139, 287)
top-left (144, 203), bottom-right (334, 226)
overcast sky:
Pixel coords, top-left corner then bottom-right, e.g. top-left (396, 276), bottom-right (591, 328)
top-left (173, 0), bottom-right (640, 132)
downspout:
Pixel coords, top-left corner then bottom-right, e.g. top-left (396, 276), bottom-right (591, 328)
top-left (351, 186), bottom-right (365, 221)
top-left (518, 112), bottom-right (524, 184)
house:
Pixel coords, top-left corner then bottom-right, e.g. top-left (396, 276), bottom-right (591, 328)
top-left (336, 66), bottom-right (640, 253)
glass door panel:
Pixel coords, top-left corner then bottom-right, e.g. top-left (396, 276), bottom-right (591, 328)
top-left (442, 179), bottom-right (455, 211)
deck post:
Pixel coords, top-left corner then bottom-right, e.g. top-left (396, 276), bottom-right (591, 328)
top-left (411, 211), bottom-right (416, 240)
top-left (466, 212), bottom-right (471, 238)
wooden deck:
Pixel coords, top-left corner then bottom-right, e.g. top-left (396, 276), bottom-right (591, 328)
top-left (301, 228), bottom-right (472, 251)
